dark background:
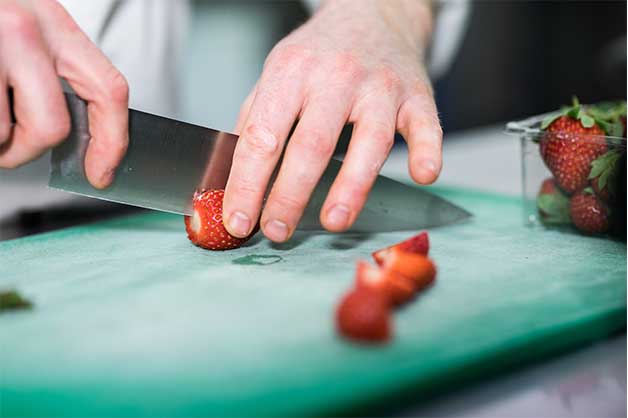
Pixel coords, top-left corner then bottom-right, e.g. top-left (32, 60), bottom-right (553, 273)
top-left (278, 0), bottom-right (627, 133)
top-left (435, 1), bottom-right (627, 132)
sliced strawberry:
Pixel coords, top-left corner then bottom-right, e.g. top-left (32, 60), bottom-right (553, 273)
top-left (336, 287), bottom-right (391, 343)
top-left (372, 231), bottom-right (429, 266)
top-left (184, 189), bottom-right (257, 250)
top-left (354, 260), bottom-right (415, 305)
top-left (378, 248), bottom-right (437, 290)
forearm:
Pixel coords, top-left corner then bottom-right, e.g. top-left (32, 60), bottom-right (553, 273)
top-left (318, 0), bottom-right (434, 55)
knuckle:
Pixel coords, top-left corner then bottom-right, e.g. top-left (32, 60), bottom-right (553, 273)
top-left (0, 5), bottom-right (37, 37)
top-left (266, 44), bottom-right (315, 74)
top-left (103, 68), bottom-right (129, 104)
top-left (36, 117), bottom-right (71, 146)
top-left (373, 66), bottom-right (402, 93)
top-left (333, 52), bottom-right (364, 81)
top-left (243, 124), bottom-right (279, 156)
top-left (371, 128), bottom-right (394, 151)
top-left (297, 129), bottom-right (334, 159)
top-left (271, 193), bottom-right (305, 213)
top-left (233, 179), bottom-right (260, 198)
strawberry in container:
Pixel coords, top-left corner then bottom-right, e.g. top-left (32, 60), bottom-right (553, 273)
top-left (506, 98), bottom-right (626, 238)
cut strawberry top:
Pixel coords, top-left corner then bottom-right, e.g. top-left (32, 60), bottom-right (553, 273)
top-left (372, 231), bottom-right (429, 266)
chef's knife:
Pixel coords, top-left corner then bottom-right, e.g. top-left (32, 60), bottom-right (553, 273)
top-left (16, 92), bottom-right (470, 232)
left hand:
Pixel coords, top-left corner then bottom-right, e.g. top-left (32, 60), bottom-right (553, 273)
top-left (223, 0), bottom-right (442, 243)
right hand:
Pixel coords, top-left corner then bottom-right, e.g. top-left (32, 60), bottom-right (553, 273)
top-left (0, 0), bottom-right (129, 188)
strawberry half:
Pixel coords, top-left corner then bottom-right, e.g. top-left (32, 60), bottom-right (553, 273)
top-left (354, 260), bottom-right (415, 305)
top-left (336, 287), bottom-right (392, 343)
top-left (376, 248), bottom-right (436, 291)
top-left (570, 188), bottom-right (610, 235)
top-left (372, 231), bottom-right (429, 266)
top-left (184, 189), bottom-right (257, 250)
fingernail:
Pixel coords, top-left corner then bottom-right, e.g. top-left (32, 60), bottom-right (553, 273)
top-left (415, 159), bottom-right (437, 182)
top-left (228, 211), bottom-right (251, 237)
top-left (264, 219), bottom-right (289, 242)
top-left (326, 204), bottom-right (350, 229)
top-left (96, 169), bottom-right (115, 189)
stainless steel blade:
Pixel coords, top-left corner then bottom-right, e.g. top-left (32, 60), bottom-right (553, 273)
top-left (49, 93), bottom-right (236, 216)
top-left (298, 159), bottom-right (472, 232)
top-left (49, 93), bottom-right (471, 231)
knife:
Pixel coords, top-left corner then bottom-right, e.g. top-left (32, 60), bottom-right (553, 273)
top-left (12, 91), bottom-right (471, 232)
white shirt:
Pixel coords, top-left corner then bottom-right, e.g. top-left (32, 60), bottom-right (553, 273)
top-left (58, 0), bottom-right (469, 121)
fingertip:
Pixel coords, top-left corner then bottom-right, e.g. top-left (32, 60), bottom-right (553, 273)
top-left (320, 203), bottom-right (352, 232)
top-left (409, 157), bottom-right (440, 185)
top-left (225, 210), bottom-right (252, 238)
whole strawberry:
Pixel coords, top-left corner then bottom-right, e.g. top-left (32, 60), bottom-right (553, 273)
top-left (184, 189), bottom-right (257, 250)
top-left (536, 178), bottom-right (570, 225)
top-left (540, 115), bottom-right (607, 194)
top-left (570, 189), bottom-right (610, 235)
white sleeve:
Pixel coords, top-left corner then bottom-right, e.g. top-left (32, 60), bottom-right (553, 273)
top-left (300, 0), bottom-right (470, 80)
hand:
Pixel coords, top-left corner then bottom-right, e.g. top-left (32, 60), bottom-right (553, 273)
top-left (223, 0), bottom-right (441, 242)
top-left (0, 0), bottom-right (129, 188)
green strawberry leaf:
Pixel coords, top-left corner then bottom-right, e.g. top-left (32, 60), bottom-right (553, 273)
top-left (579, 113), bottom-right (595, 128)
top-left (588, 150), bottom-right (621, 180)
top-left (537, 191), bottom-right (570, 225)
top-left (583, 186), bottom-right (594, 194)
top-left (541, 114), bottom-right (561, 130)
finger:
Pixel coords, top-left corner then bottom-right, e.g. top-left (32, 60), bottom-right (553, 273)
top-left (35, 1), bottom-right (129, 189)
top-left (397, 94), bottom-right (442, 185)
top-left (320, 100), bottom-right (397, 232)
top-left (233, 85), bottom-right (257, 135)
top-left (260, 93), bottom-right (352, 242)
top-left (0, 83), bottom-right (10, 147)
top-left (0, 8), bottom-right (70, 168)
top-left (222, 67), bottom-right (306, 238)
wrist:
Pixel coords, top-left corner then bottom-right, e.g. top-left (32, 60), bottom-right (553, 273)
top-left (318, 0), bottom-right (434, 53)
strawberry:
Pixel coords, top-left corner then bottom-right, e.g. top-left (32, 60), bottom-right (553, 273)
top-left (336, 287), bottom-right (391, 343)
top-left (372, 231), bottom-right (429, 266)
top-left (376, 248), bottom-right (436, 290)
top-left (184, 189), bottom-right (257, 250)
top-left (536, 178), bottom-right (570, 224)
top-left (354, 260), bottom-right (415, 305)
top-left (569, 188), bottom-right (610, 235)
top-left (540, 115), bottom-right (607, 194)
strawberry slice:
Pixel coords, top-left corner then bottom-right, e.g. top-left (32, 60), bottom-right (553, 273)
top-left (336, 287), bottom-right (392, 343)
top-left (184, 189), bottom-right (257, 250)
top-left (377, 248), bottom-right (436, 291)
top-left (354, 260), bottom-right (416, 305)
top-left (372, 231), bottom-right (429, 266)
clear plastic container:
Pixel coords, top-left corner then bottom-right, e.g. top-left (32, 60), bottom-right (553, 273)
top-left (506, 110), bottom-right (626, 238)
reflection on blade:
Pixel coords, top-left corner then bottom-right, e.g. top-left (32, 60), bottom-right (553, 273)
top-left (49, 93), bottom-right (238, 216)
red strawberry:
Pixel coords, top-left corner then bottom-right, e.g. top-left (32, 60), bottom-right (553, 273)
top-left (536, 178), bottom-right (570, 224)
top-left (336, 287), bottom-right (391, 343)
top-left (184, 189), bottom-right (257, 250)
top-left (372, 231), bottom-right (429, 266)
top-left (570, 189), bottom-right (610, 235)
top-left (540, 115), bottom-right (607, 193)
top-left (376, 248), bottom-right (436, 290)
top-left (354, 260), bottom-right (416, 305)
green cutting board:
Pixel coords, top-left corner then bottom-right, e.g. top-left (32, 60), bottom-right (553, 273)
top-left (0, 187), bottom-right (625, 417)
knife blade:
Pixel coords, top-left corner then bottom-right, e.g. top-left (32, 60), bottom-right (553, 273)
top-left (43, 92), bottom-right (470, 232)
